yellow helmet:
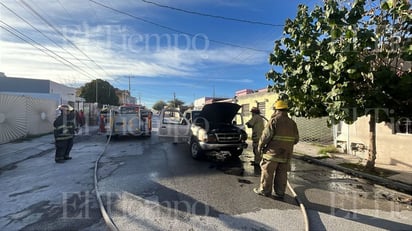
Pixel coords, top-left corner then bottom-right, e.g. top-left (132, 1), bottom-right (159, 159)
top-left (274, 100), bottom-right (288, 110)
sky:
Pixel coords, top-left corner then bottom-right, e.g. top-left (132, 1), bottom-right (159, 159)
top-left (0, 0), bottom-right (321, 107)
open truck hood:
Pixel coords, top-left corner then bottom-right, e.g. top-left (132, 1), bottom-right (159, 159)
top-left (199, 102), bottom-right (241, 124)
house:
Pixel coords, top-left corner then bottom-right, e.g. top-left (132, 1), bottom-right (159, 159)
top-left (0, 73), bottom-right (77, 143)
top-left (0, 72), bottom-right (76, 105)
top-left (334, 116), bottom-right (412, 167)
top-left (233, 87), bottom-right (411, 167)
top-left (232, 88), bottom-right (333, 144)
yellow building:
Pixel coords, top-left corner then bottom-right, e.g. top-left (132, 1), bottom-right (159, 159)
top-left (202, 87), bottom-right (411, 167)
top-left (234, 88), bottom-right (333, 144)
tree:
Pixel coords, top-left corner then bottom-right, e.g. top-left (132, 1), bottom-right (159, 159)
top-left (79, 79), bottom-right (119, 107)
top-left (168, 98), bottom-right (185, 108)
top-left (152, 100), bottom-right (167, 111)
top-left (266, 0), bottom-right (412, 170)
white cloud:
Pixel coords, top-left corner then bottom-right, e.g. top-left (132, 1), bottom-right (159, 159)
top-left (0, 0), bottom-right (269, 88)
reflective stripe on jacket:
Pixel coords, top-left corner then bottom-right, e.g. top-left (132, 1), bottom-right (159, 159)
top-left (53, 113), bottom-right (76, 140)
top-left (258, 111), bottom-right (299, 163)
top-left (272, 135), bottom-right (296, 142)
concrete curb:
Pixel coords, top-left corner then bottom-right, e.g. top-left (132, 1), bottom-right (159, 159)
top-left (292, 153), bottom-right (412, 195)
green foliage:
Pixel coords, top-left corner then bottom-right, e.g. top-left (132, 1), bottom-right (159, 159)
top-left (267, 0), bottom-right (412, 125)
top-left (168, 98), bottom-right (185, 108)
top-left (152, 100), bottom-right (167, 111)
top-left (318, 145), bottom-right (339, 155)
top-left (79, 79), bottom-right (119, 107)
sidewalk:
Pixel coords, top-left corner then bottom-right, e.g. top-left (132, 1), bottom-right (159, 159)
top-left (293, 142), bottom-right (412, 196)
top-left (0, 126), bottom-right (99, 169)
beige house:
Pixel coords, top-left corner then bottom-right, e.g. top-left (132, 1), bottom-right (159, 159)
top-left (335, 116), bottom-right (412, 167)
top-left (232, 88), bottom-right (412, 167)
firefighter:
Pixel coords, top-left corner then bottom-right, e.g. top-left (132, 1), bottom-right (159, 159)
top-left (99, 112), bottom-right (106, 133)
top-left (253, 100), bottom-right (299, 199)
top-left (245, 107), bottom-right (265, 166)
top-left (53, 104), bottom-right (77, 163)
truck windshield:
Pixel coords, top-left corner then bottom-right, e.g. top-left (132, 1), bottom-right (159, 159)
top-left (120, 107), bottom-right (137, 114)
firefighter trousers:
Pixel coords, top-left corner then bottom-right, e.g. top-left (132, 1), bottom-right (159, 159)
top-left (259, 159), bottom-right (288, 197)
top-left (252, 141), bottom-right (261, 164)
top-left (55, 138), bottom-right (74, 160)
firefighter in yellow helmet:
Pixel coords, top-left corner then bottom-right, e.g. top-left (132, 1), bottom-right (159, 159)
top-left (253, 100), bottom-right (299, 199)
top-left (53, 104), bottom-right (76, 163)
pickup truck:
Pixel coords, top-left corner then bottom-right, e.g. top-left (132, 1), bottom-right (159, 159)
top-left (159, 102), bottom-right (248, 159)
top-left (107, 104), bottom-right (152, 138)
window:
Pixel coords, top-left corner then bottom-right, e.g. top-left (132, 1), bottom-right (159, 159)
top-left (162, 109), bottom-right (182, 125)
top-left (336, 121), bottom-right (343, 136)
top-left (242, 104), bottom-right (250, 116)
top-left (257, 102), bottom-right (266, 117)
top-left (396, 118), bottom-right (412, 135)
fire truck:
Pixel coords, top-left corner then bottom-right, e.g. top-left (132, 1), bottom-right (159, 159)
top-left (106, 104), bottom-right (152, 138)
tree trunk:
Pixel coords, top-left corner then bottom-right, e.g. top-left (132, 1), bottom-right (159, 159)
top-left (365, 113), bottom-right (377, 171)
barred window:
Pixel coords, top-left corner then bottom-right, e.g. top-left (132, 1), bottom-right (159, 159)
top-left (257, 102), bottom-right (266, 117)
top-left (396, 118), bottom-right (412, 135)
top-left (242, 104), bottom-right (250, 116)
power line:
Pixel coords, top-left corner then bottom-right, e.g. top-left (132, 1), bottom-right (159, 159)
top-left (19, 0), bottom-right (111, 77)
top-left (0, 2), bottom-right (101, 80)
top-left (88, 0), bottom-right (269, 53)
top-left (0, 20), bottom-right (96, 80)
top-left (141, 0), bottom-right (284, 28)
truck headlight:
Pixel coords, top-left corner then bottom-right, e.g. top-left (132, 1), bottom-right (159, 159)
top-left (198, 130), bottom-right (208, 142)
top-left (207, 134), bottom-right (217, 143)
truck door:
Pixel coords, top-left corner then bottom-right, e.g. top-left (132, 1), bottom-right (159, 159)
top-left (158, 108), bottom-right (190, 142)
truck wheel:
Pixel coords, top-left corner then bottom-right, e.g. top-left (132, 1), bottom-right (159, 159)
top-left (190, 139), bottom-right (203, 159)
top-left (230, 148), bottom-right (243, 157)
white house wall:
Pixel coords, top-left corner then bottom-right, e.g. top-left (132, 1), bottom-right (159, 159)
top-left (0, 93), bottom-right (59, 144)
top-left (26, 97), bottom-right (58, 135)
top-left (49, 81), bottom-right (76, 105)
top-left (0, 94), bottom-right (27, 144)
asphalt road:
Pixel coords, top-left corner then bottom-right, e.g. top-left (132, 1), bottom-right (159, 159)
top-left (1, 121), bottom-right (411, 230)
top-left (97, 132), bottom-right (412, 230)
top-left (0, 134), bottom-right (107, 231)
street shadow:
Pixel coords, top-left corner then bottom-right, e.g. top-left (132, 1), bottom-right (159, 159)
top-left (101, 181), bottom-right (276, 230)
top-left (162, 142), bottom-right (299, 206)
top-left (292, 185), bottom-right (412, 231)
top-left (99, 138), bottom-right (303, 229)
top-left (106, 134), bottom-right (151, 142)
top-left (389, 158), bottom-right (412, 169)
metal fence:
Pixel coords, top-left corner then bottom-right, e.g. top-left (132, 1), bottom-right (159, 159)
top-left (0, 94), bottom-right (57, 144)
top-left (0, 94), bottom-right (103, 144)
top-left (293, 116), bottom-right (333, 145)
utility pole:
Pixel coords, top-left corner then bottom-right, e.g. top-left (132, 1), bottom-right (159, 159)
top-left (128, 76), bottom-right (131, 104)
top-left (173, 92), bottom-right (176, 108)
top-left (95, 79), bottom-right (98, 103)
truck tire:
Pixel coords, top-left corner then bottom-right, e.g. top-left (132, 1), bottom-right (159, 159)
top-left (190, 139), bottom-right (203, 159)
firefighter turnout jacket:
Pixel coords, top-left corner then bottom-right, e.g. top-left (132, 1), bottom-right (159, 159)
top-left (246, 113), bottom-right (265, 143)
top-left (258, 110), bottom-right (299, 163)
top-left (53, 111), bottom-right (76, 141)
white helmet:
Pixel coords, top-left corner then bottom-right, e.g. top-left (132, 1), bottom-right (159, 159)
top-left (57, 104), bottom-right (74, 111)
